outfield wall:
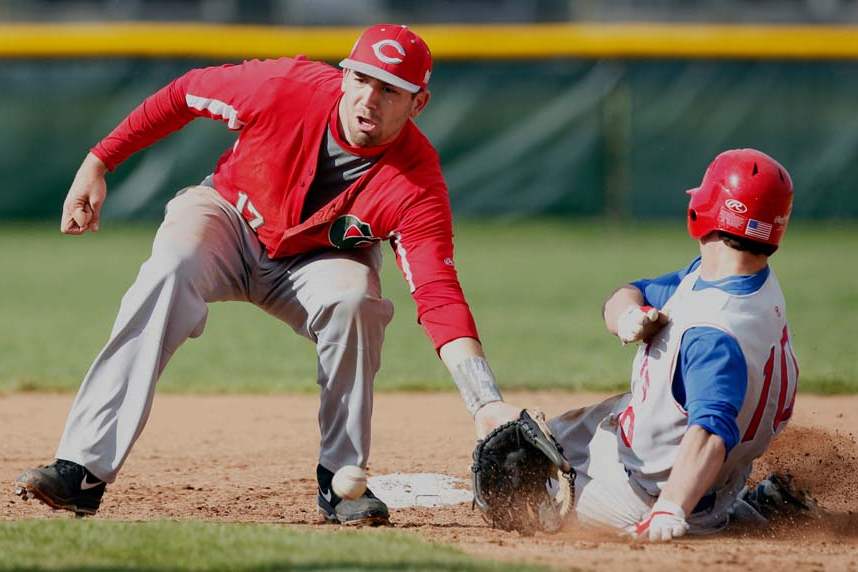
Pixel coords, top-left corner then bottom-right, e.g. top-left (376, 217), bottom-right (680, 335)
top-left (1, 23), bottom-right (856, 220)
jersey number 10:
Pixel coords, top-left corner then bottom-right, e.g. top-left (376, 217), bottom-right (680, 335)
top-left (742, 325), bottom-right (799, 443)
top-left (617, 325), bottom-right (798, 448)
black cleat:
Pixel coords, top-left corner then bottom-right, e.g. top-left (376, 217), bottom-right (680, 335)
top-left (743, 472), bottom-right (818, 521)
top-left (316, 464), bottom-right (389, 526)
top-left (14, 459), bottom-right (106, 517)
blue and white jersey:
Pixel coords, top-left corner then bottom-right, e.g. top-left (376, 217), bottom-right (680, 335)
top-left (615, 259), bottom-right (799, 517)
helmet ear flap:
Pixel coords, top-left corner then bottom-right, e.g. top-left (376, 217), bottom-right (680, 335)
top-left (687, 207), bottom-right (703, 240)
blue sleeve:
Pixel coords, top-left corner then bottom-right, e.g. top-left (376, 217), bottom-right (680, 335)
top-left (671, 326), bottom-right (747, 453)
top-left (631, 257), bottom-right (701, 310)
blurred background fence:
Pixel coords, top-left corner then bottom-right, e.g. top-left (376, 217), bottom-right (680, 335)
top-left (4, 0), bottom-right (858, 24)
top-left (1, 2), bottom-right (856, 393)
top-left (2, 0), bottom-right (858, 221)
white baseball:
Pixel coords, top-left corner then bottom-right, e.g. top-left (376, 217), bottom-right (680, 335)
top-left (332, 465), bottom-right (367, 500)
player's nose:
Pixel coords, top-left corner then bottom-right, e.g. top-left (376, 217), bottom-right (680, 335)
top-left (361, 84), bottom-right (383, 109)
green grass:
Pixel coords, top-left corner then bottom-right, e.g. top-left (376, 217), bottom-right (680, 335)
top-left (0, 220), bottom-right (854, 394)
top-left (0, 520), bottom-right (547, 571)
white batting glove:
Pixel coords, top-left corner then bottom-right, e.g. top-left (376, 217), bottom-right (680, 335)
top-left (629, 498), bottom-right (688, 542)
top-left (616, 305), bottom-right (666, 345)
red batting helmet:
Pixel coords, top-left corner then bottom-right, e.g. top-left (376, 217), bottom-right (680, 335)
top-left (340, 24), bottom-right (432, 93)
top-left (686, 148), bottom-right (794, 248)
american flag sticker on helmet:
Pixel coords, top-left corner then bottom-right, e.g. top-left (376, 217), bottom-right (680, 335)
top-left (745, 219), bottom-right (773, 240)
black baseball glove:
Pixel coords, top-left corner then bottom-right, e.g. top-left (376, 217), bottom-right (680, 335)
top-left (471, 409), bottom-right (574, 534)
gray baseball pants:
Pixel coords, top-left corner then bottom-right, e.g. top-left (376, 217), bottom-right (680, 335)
top-left (550, 395), bottom-right (738, 534)
top-left (56, 186), bottom-right (394, 482)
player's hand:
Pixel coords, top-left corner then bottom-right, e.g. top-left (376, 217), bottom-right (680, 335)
top-left (61, 153), bottom-right (108, 235)
top-left (474, 401), bottom-right (522, 439)
top-left (616, 305), bottom-right (669, 345)
top-left (629, 498), bottom-right (688, 542)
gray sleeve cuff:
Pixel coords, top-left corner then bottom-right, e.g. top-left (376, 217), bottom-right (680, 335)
top-left (452, 356), bottom-right (503, 416)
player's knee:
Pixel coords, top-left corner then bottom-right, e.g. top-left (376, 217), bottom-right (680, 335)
top-left (324, 286), bottom-right (393, 328)
top-left (328, 288), bottom-right (379, 317)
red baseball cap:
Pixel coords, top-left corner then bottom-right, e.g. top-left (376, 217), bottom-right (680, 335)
top-left (340, 24), bottom-right (432, 93)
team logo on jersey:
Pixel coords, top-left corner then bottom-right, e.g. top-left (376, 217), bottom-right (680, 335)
top-left (372, 40), bottom-right (405, 64)
top-left (725, 199), bottom-right (748, 214)
top-left (329, 215), bottom-right (380, 249)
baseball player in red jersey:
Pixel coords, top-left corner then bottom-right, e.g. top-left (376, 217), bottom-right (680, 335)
top-left (14, 24), bottom-right (522, 525)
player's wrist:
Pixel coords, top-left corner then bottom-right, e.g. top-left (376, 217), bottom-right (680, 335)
top-left (83, 152), bottom-right (109, 176)
top-left (616, 304), bottom-right (658, 345)
top-left (472, 399), bottom-right (505, 418)
top-left (451, 356), bottom-right (503, 417)
top-left (652, 497), bottom-right (685, 519)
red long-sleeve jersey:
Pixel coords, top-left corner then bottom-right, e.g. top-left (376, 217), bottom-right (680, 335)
top-left (91, 57), bottom-right (478, 350)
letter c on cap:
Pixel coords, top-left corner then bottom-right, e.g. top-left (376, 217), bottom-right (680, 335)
top-left (372, 40), bottom-right (405, 64)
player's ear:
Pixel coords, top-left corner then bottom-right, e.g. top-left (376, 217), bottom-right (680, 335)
top-left (410, 90), bottom-right (430, 119)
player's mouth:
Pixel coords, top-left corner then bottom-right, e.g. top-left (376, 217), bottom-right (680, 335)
top-left (356, 115), bottom-right (378, 132)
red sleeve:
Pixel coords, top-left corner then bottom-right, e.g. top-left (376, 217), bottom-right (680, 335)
top-left (391, 185), bottom-right (480, 351)
top-left (91, 58), bottom-right (296, 171)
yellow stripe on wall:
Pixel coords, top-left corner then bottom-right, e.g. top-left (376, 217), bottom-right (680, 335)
top-left (2, 22), bottom-right (858, 60)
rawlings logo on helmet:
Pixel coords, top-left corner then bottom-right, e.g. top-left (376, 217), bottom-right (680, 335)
top-left (329, 215), bottom-right (380, 249)
top-left (725, 199), bottom-right (748, 214)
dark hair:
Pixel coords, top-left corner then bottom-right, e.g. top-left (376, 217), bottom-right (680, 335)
top-left (717, 231), bottom-right (777, 256)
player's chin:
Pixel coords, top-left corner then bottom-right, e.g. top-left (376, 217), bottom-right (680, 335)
top-left (350, 130), bottom-right (381, 148)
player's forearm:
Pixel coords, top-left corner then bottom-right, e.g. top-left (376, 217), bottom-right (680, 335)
top-left (659, 425), bottom-right (726, 515)
top-left (439, 337), bottom-right (503, 416)
top-left (439, 336), bottom-right (485, 364)
top-left (603, 285), bottom-right (645, 335)
top-left (92, 76), bottom-right (196, 171)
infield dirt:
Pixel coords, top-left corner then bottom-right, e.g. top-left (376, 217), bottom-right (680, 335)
top-left (3, 391), bottom-right (857, 571)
